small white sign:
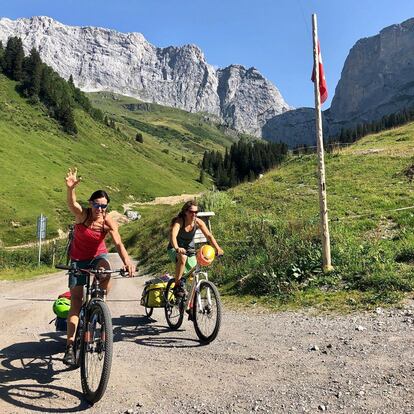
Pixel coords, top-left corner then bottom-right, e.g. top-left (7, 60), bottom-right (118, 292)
top-left (37, 214), bottom-right (47, 239)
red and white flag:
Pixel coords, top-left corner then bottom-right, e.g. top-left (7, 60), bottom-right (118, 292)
top-left (311, 41), bottom-right (328, 104)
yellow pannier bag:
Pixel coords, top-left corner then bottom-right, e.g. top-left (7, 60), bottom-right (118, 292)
top-left (141, 277), bottom-right (173, 308)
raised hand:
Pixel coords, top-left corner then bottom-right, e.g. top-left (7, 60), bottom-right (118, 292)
top-left (65, 167), bottom-right (81, 189)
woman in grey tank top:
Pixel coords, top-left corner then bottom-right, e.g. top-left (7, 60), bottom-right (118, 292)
top-left (167, 200), bottom-right (224, 296)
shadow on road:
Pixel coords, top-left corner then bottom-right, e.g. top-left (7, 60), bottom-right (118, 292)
top-left (112, 314), bottom-right (206, 348)
top-left (0, 332), bottom-right (89, 413)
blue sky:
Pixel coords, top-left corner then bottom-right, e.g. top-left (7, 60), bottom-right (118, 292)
top-left (1, 0), bottom-right (413, 108)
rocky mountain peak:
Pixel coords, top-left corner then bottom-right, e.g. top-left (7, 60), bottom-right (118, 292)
top-left (328, 17), bottom-right (414, 133)
top-left (0, 16), bottom-right (291, 137)
top-left (264, 16), bottom-right (414, 147)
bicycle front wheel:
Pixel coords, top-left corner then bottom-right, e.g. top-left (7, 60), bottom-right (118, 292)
top-left (164, 279), bottom-right (184, 330)
top-left (193, 280), bottom-right (222, 343)
top-left (80, 300), bottom-right (113, 404)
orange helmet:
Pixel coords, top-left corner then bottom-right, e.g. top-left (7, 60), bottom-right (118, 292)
top-left (196, 245), bottom-right (215, 266)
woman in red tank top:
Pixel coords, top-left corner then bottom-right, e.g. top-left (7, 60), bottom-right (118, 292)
top-left (62, 167), bottom-right (136, 366)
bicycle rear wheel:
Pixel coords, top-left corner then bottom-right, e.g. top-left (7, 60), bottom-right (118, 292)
top-left (164, 279), bottom-right (184, 330)
top-left (193, 280), bottom-right (222, 343)
top-left (80, 300), bottom-right (113, 404)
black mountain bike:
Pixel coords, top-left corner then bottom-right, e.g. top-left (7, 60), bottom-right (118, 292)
top-left (56, 264), bottom-right (126, 404)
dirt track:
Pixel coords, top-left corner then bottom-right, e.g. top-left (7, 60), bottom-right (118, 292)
top-left (0, 254), bottom-right (413, 413)
top-left (123, 193), bottom-right (202, 210)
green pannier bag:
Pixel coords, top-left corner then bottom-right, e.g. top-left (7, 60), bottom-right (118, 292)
top-left (141, 277), bottom-right (173, 308)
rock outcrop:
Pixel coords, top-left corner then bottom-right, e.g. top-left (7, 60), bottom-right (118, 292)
top-left (262, 108), bottom-right (329, 148)
top-left (329, 18), bottom-right (414, 134)
top-left (261, 17), bottom-right (414, 144)
top-left (217, 65), bottom-right (290, 136)
top-left (0, 16), bottom-right (291, 137)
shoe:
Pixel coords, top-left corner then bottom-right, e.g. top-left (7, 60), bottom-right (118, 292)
top-left (173, 285), bottom-right (186, 298)
top-left (173, 281), bottom-right (187, 298)
top-left (63, 345), bottom-right (75, 366)
top-left (186, 308), bottom-right (193, 321)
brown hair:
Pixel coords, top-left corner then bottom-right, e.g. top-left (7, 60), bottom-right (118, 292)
top-left (170, 200), bottom-right (198, 227)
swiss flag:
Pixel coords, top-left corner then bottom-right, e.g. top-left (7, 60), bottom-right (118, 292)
top-left (311, 41), bottom-right (328, 104)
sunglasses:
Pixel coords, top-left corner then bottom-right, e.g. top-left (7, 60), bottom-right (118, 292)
top-left (92, 202), bottom-right (108, 210)
top-left (188, 210), bottom-right (198, 214)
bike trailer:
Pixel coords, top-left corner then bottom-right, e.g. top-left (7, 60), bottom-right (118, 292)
top-left (55, 317), bottom-right (68, 331)
top-left (52, 296), bottom-right (71, 332)
top-left (58, 291), bottom-right (71, 300)
top-left (140, 275), bottom-right (172, 308)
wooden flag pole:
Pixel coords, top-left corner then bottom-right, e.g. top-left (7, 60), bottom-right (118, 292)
top-left (312, 14), bottom-right (333, 271)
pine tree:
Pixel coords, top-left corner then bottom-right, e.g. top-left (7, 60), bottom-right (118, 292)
top-left (0, 41), bottom-right (4, 72)
top-left (201, 151), bottom-right (208, 171)
top-left (4, 37), bottom-right (24, 81)
top-left (229, 164), bottom-right (238, 187)
top-left (224, 147), bottom-right (230, 170)
top-left (356, 124), bottom-right (363, 139)
top-left (23, 48), bottom-right (42, 97)
top-left (199, 169), bottom-right (206, 184)
top-left (60, 98), bottom-right (77, 134)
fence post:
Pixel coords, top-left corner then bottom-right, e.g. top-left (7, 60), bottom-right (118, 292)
top-left (52, 240), bottom-right (56, 267)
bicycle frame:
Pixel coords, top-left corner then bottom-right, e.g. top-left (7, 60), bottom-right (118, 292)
top-left (55, 264), bottom-right (123, 351)
top-left (83, 270), bottom-right (107, 303)
top-left (181, 263), bottom-right (212, 312)
top-left (164, 251), bottom-right (222, 342)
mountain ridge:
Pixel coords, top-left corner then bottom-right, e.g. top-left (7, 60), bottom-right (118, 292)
top-left (261, 17), bottom-right (414, 147)
top-left (0, 16), bottom-right (292, 137)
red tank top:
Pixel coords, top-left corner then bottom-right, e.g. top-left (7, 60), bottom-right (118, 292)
top-left (70, 222), bottom-right (108, 261)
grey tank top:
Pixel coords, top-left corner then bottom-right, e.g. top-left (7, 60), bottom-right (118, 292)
top-left (168, 219), bottom-right (197, 252)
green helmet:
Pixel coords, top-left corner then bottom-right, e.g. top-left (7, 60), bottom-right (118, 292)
top-left (53, 297), bottom-right (71, 318)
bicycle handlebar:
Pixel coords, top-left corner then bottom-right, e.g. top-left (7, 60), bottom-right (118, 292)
top-left (55, 264), bottom-right (129, 277)
top-left (184, 249), bottom-right (224, 259)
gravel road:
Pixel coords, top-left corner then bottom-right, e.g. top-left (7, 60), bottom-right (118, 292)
top-left (0, 254), bottom-right (413, 414)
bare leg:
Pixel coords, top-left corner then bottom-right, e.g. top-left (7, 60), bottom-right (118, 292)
top-left (67, 285), bottom-right (83, 346)
top-left (175, 253), bottom-right (187, 284)
top-left (95, 258), bottom-right (112, 294)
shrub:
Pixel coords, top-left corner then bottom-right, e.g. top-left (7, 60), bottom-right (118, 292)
top-left (198, 191), bottom-right (233, 212)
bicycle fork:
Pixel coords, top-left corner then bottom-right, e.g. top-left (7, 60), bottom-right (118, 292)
top-left (188, 272), bottom-right (212, 313)
top-left (84, 309), bottom-right (106, 347)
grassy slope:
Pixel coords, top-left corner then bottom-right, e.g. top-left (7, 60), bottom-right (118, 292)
top-left (88, 92), bottom-right (238, 155)
top-left (0, 75), bottom-right (213, 245)
top-left (121, 123), bottom-right (414, 309)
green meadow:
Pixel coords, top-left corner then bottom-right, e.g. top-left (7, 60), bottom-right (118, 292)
top-left (121, 124), bottom-right (414, 310)
top-left (88, 92), bottom-right (238, 153)
top-left (2, 71), bottom-right (414, 310)
top-left (0, 75), bottom-right (238, 247)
